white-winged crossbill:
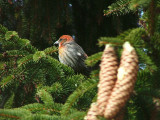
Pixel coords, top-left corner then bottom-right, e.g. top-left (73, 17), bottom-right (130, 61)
top-left (54, 35), bottom-right (88, 75)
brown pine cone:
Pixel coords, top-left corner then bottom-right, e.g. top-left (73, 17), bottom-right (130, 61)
top-left (85, 103), bottom-right (98, 120)
top-left (97, 45), bottom-right (118, 115)
top-left (104, 42), bottom-right (138, 119)
top-left (114, 107), bottom-right (125, 120)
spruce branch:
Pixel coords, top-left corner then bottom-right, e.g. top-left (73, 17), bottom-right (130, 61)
top-left (21, 103), bottom-right (61, 114)
top-left (61, 81), bottom-right (97, 116)
top-left (85, 52), bottom-right (102, 67)
top-left (0, 113), bottom-right (20, 119)
top-left (44, 46), bottom-right (58, 55)
top-left (37, 89), bottom-right (54, 107)
top-left (104, 1), bottom-right (131, 16)
top-left (17, 54), bottom-right (33, 67)
top-left (0, 108), bottom-right (31, 119)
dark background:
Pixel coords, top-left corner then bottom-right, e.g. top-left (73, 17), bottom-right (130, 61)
top-left (0, 0), bottom-right (138, 55)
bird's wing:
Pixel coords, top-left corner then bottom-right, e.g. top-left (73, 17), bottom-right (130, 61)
top-left (65, 42), bottom-right (89, 75)
top-left (66, 42), bottom-right (87, 62)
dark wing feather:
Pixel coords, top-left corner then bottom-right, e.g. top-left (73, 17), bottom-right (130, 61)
top-left (65, 42), bottom-right (88, 72)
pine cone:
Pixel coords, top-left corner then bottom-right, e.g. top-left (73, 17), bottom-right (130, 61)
top-left (85, 103), bottom-right (98, 120)
top-left (104, 42), bottom-right (138, 119)
top-left (114, 107), bottom-right (125, 120)
top-left (97, 45), bottom-right (118, 115)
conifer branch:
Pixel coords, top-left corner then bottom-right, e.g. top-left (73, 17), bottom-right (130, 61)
top-left (0, 113), bottom-right (20, 119)
top-left (104, 1), bottom-right (131, 16)
top-left (61, 81), bottom-right (97, 116)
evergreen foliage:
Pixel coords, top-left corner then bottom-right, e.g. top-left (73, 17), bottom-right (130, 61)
top-left (0, 24), bottom-right (89, 119)
top-left (0, 0), bottom-right (160, 119)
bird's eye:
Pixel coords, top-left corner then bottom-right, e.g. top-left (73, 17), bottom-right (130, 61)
top-left (59, 38), bottom-right (67, 43)
top-left (63, 39), bottom-right (67, 42)
top-left (59, 39), bottom-right (63, 42)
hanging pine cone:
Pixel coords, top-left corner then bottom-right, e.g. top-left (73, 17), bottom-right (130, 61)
top-left (84, 103), bottom-right (98, 120)
top-left (114, 107), bottom-right (125, 120)
top-left (104, 42), bottom-right (138, 119)
top-left (97, 45), bottom-right (118, 115)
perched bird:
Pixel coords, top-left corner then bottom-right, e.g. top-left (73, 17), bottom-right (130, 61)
top-left (54, 35), bottom-right (88, 75)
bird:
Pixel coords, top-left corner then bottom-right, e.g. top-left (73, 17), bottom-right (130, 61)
top-left (54, 35), bottom-right (89, 75)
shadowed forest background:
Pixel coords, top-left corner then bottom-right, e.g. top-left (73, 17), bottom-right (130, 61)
top-left (0, 0), bottom-right (138, 54)
top-left (0, 0), bottom-right (160, 120)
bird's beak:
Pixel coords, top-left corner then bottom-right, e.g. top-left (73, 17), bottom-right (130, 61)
top-left (54, 40), bottom-right (59, 45)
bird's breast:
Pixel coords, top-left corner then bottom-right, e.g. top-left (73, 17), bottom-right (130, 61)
top-left (58, 46), bottom-right (78, 68)
top-left (58, 47), bottom-right (66, 63)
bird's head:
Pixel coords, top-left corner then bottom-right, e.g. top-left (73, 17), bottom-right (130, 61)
top-left (54, 35), bottom-right (74, 48)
